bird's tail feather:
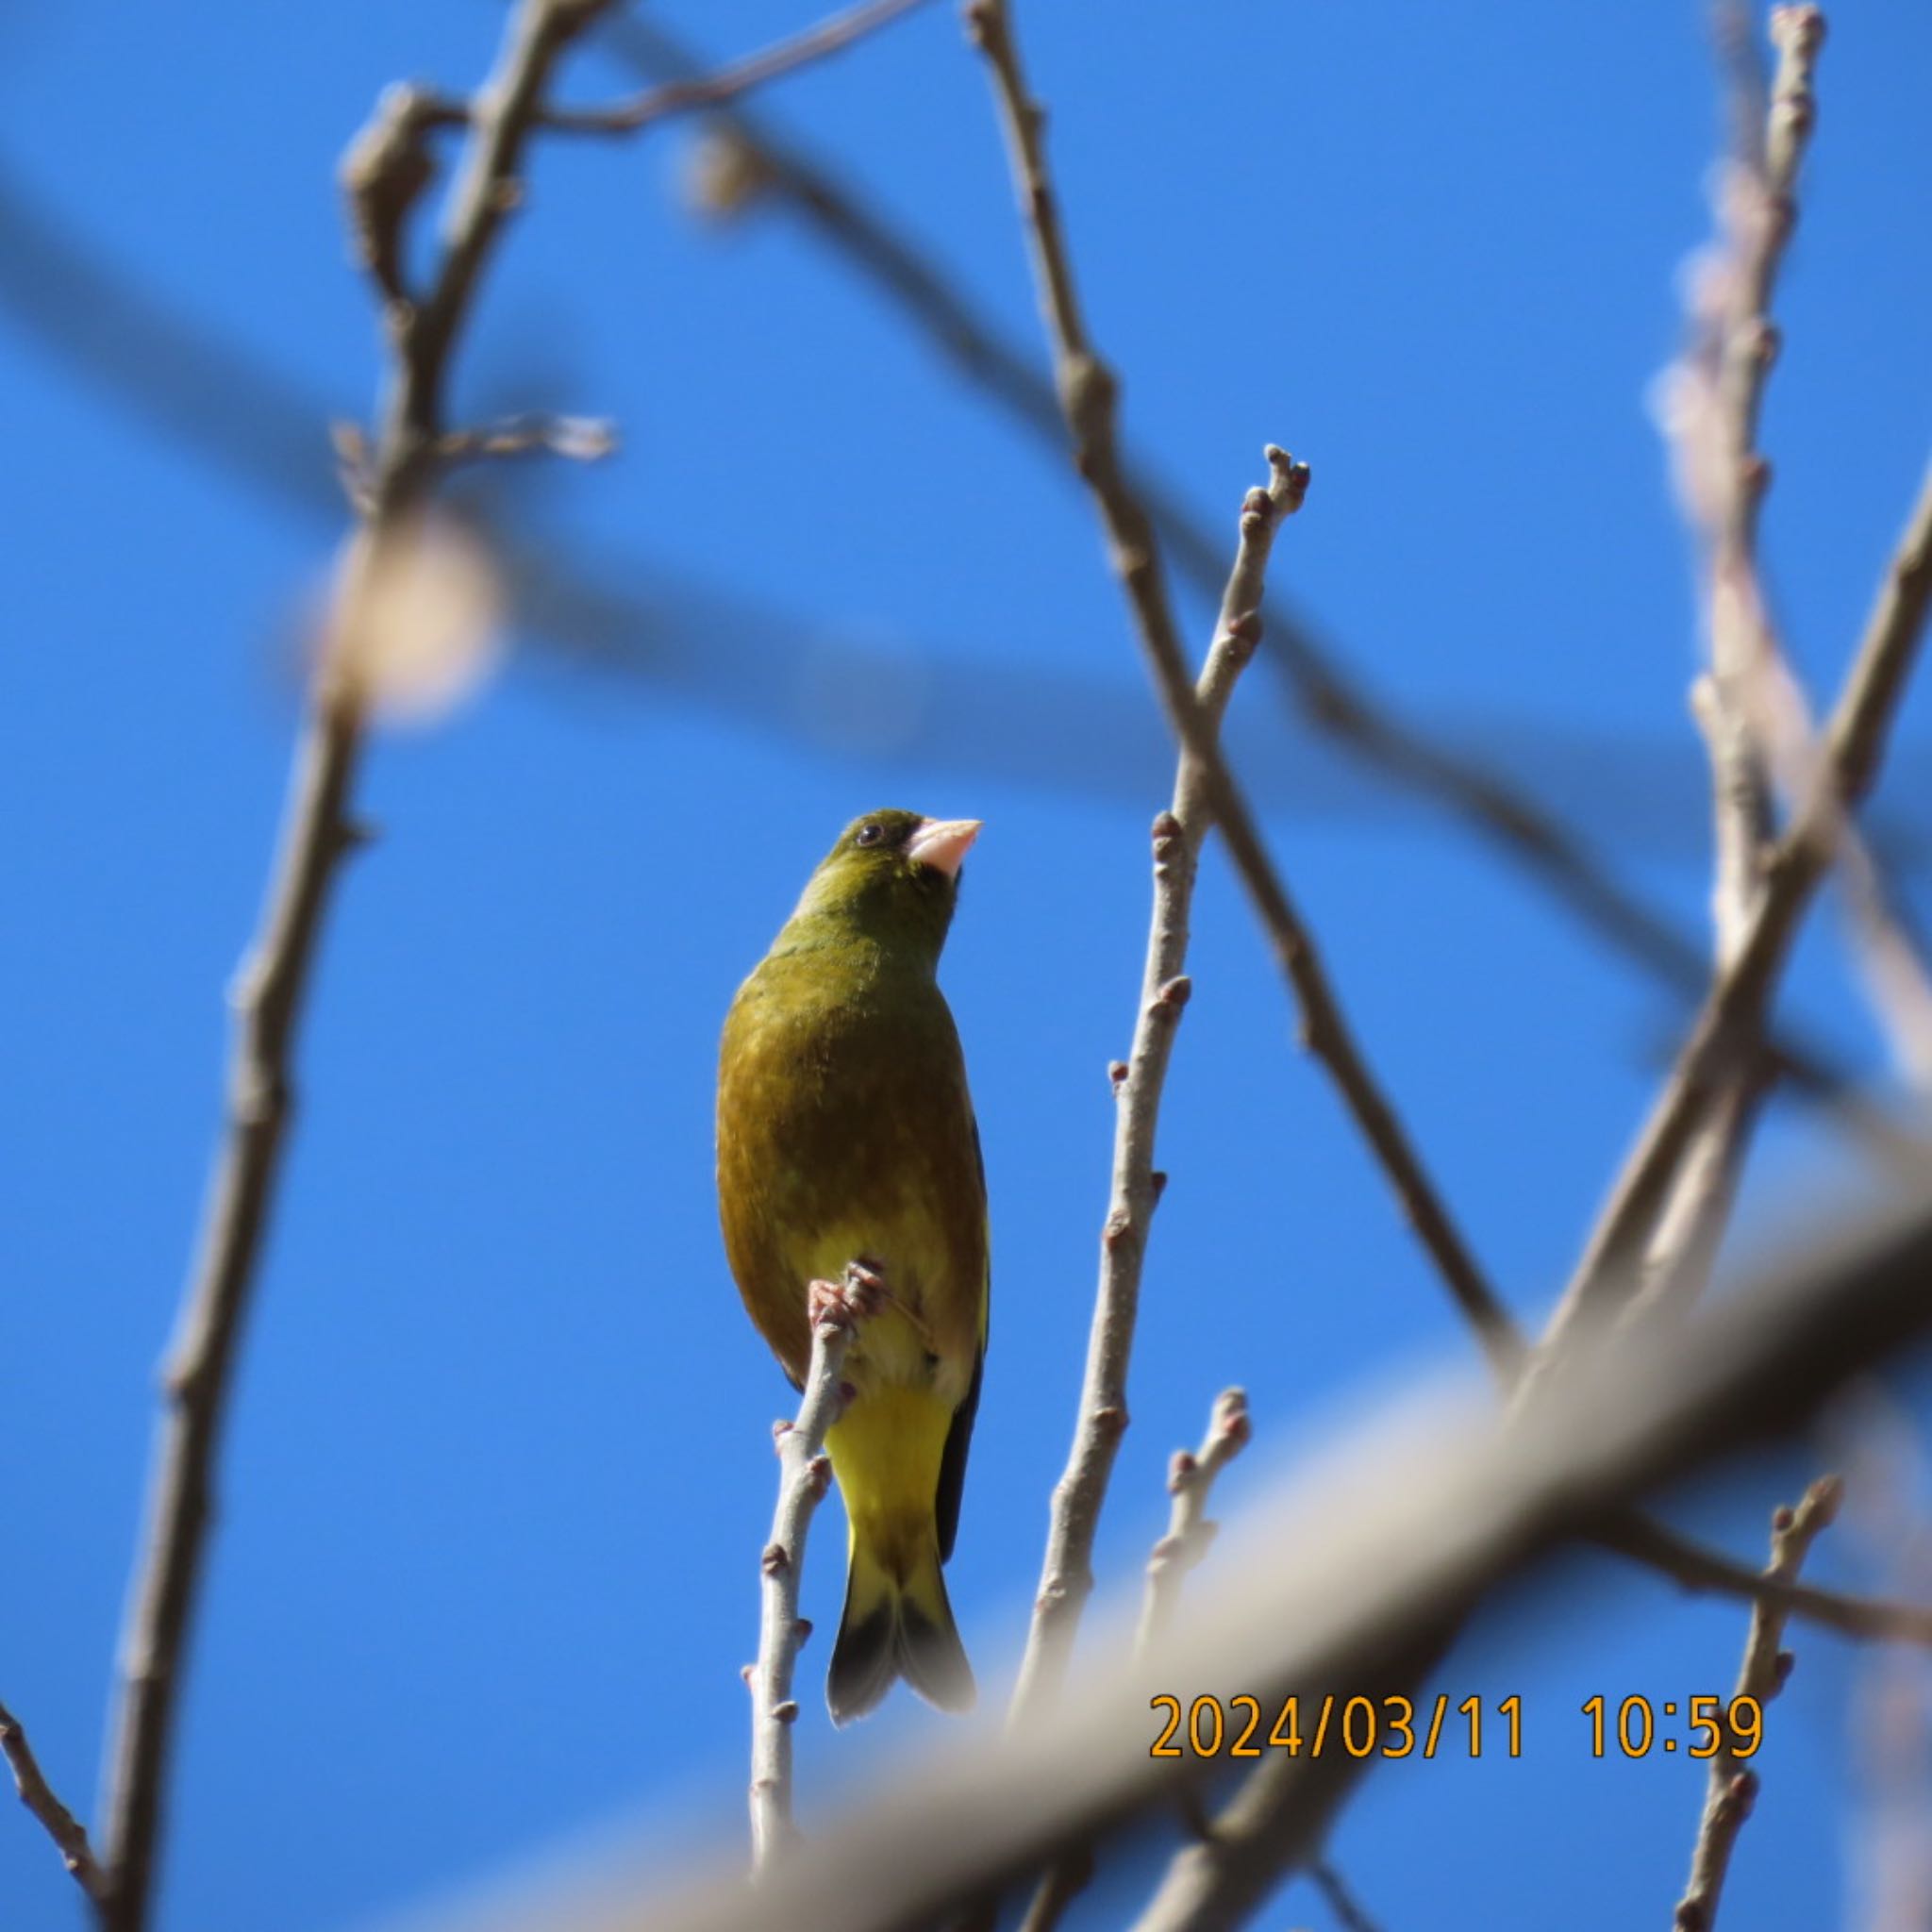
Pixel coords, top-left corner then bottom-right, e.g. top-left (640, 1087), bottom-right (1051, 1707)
top-left (827, 1532), bottom-right (974, 1725)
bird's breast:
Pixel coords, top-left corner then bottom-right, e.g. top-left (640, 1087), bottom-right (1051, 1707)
top-left (717, 958), bottom-right (985, 1394)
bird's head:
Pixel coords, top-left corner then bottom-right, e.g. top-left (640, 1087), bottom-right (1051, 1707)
top-left (788, 809), bottom-right (981, 964)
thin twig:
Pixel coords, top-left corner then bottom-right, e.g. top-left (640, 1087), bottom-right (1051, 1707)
top-left (95, 7), bottom-right (618, 1928)
top-left (967, 0), bottom-right (1524, 1388)
top-left (1674, 1475), bottom-right (1842, 1932)
top-left (434, 412), bottom-right (618, 467)
top-left (1148, 458), bottom-right (1932, 1932)
top-left (0, 1701), bottom-right (104, 1901)
top-left (1596, 1509), bottom-right (1932, 1648)
top-left (1138, 1389), bottom-right (1253, 1654)
top-left (1635, 2), bottom-right (1823, 1320)
top-left (1013, 1849), bottom-right (1094, 1932)
top-left (1310, 1859), bottom-right (1383, 1932)
top-left (748, 1264), bottom-right (878, 1875)
top-left (1008, 450), bottom-right (1307, 1722)
top-left (968, 0), bottom-right (1524, 1391)
top-left (543, 0), bottom-right (930, 135)
top-left (1542, 455), bottom-right (1932, 1356)
top-left (1010, 1386), bottom-right (1255, 1932)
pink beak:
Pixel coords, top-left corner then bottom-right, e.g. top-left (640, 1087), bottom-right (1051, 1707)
top-left (905, 816), bottom-right (982, 878)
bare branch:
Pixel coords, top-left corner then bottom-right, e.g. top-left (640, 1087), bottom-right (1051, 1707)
top-left (1011, 1385), bottom-right (1255, 1932)
top-left (0, 1701), bottom-right (104, 1902)
top-left (748, 1264), bottom-right (880, 1875)
top-left (1013, 1850), bottom-right (1094, 1932)
top-left (1636, 3), bottom-right (1824, 1320)
top-left (967, 0), bottom-right (1524, 1415)
top-left (1155, 422), bottom-right (1932, 1932)
top-left (435, 413), bottom-right (618, 467)
top-left (1139, 1389), bottom-right (1253, 1654)
top-left (338, 83), bottom-right (467, 314)
top-left (1009, 451), bottom-right (1306, 1721)
top-left (543, 0), bottom-right (930, 135)
top-left (1160, 438), bottom-right (1932, 1917)
top-left (1596, 1509), bottom-right (1932, 1649)
top-left (1542, 456), bottom-right (1932, 1354)
top-left (1310, 1860), bottom-right (1384, 1932)
top-left (1674, 1475), bottom-right (1842, 1932)
top-left (95, 8), bottom-right (619, 1928)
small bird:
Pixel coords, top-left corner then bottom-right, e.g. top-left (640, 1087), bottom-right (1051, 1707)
top-left (717, 809), bottom-right (988, 1724)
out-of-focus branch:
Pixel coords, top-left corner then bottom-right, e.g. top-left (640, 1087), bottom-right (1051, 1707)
top-left (1543, 456), bottom-right (1932, 1355)
top-left (1636, 3), bottom-right (1824, 1319)
top-left (747, 1265), bottom-right (878, 1875)
top-left (1309, 1860), bottom-right (1384, 1932)
top-left (432, 412), bottom-right (619, 468)
top-left (1139, 1389), bottom-right (1252, 1655)
top-left (1009, 452), bottom-right (1307, 1723)
top-left (94, 8), bottom-right (620, 1929)
top-left (1674, 1475), bottom-right (1841, 1932)
top-left (544, 0), bottom-right (930, 134)
top-left (1595, 1509), bottom-right (1932, 1647)
top-left (445, 1179), bottom-right (1932, 1932)
top-left (0, 1701), bottom-right (104, 1902)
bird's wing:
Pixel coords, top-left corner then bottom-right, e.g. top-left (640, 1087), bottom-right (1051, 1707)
top-left (935, 1111), bottom-right (990, 1565)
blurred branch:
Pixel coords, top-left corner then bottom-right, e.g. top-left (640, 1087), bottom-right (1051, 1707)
top-left (1138, 1388), bottom-right (1252, 1655)
top-left (95, 6), bottom-right (621, 1928)
top-left (451, 1179), bottom-right (1932, 1932)
top-left (1674, 1474), bottom-right (1841, 1932)
top-left (1542, 457), bottom-right (1932, 1354)
top-left (1636, 0), bottom-right (1817, 1320)
top-left (1009, 452), bottom-right (1307, 1722)
top-left (1309, 1860), bottom-right (1383, 1932)
top-left (432, 411), bottom-right (619, 468)
top-left (542, 0), bottom-right (930, 134)
top-left (1596, 1509), bottom-right (1932, 1647)
top-left (748, 1266), bottom-right (877, 1874)
top-left (0, 1701), bottom-right (103, 1902)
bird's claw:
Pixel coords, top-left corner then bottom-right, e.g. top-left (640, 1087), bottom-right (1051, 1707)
top-left (808, 1258), bottom-right (888, 1333)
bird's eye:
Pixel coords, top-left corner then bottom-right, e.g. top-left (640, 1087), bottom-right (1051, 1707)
top-left (856, 822), bottom-right (884, 848)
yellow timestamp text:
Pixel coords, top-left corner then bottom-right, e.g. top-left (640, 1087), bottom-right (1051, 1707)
top-left (1579, 1694), bottom-right (1763, 1758)
top-left (1149, 1693), bottom-right (1523, 1760)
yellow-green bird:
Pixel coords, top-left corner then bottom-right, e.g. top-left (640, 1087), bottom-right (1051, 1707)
top-left (717, 809), bottom-right (988, 1724)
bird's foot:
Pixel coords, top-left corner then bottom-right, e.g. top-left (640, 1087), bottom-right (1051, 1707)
top-left (841, 1257), bottom-right (889, 1317)
top-left (807, 1259), bottom-right (886, 1335)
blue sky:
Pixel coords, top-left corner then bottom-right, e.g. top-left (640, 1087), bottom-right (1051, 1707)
top-left (4, 3), bottom-right (1931, 1928)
